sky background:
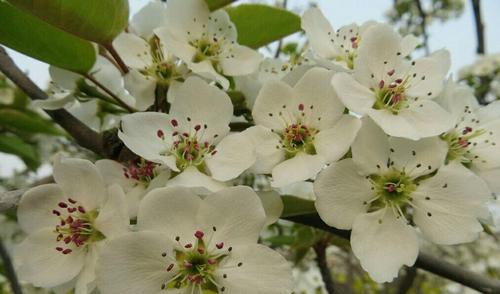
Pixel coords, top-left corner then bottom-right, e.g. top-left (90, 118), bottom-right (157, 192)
top-left (1, 0), bottom-right (500, 177)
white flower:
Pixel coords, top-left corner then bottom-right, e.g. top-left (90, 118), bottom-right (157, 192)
top-left (332, 23), bottom-right (454, 140)
top-left (248, 67), bottom-right (361, 187)
top-left (436, 81), bottom-right (500, 194)
top-left (118, 76), bottom-right (256, 193)
top-left (302, 8), bottom-right (382, 71)
top-left (14, 157), bottom-right (129, 293)
top-left (95, 159), bottom-right (171, 218)
top-left (155, 0), bottom-right (263, 89)
top-left (314, 118), bottom-right (491, 282)
top-left (96, 186), bottom-right (293, 294)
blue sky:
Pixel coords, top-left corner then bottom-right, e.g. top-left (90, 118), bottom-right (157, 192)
top-left (1, 0), bottom-right (500, 176)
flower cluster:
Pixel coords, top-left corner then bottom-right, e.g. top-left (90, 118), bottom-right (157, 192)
top-left (14, 0), bottom-right (499, 292)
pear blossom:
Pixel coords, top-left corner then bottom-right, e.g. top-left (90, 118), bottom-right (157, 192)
top-left (118, 76), bottom-right (255, 193)
top-left (332, 23), bottom-right (454, 140)
top-left (314, 118), bottom-right (491, 282)
top-left (96, 186), bottom-right (293, 294)
top-left (14, 157), bottom-right (129, 293)
top-left (155, 0), bottom-right (263, 89)
top-left (248, 67), bottom-right (361, 187)
top-left (95, 159), bottom-right (171, 218)
top-left (302, 8), bottom-right (383, 71)
top-left (436, 81), bottom-right (500, 194)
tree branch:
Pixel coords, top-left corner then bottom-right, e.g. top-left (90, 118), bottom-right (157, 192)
top-left (0, 238), bottom-right (23, 294)
top-left (471, 0), bottom-right (486, 54)
top-left (414, 0), bottom-right (430, 55)
top-left (313, 239), bottom-right (336, 294)
top-left (103, 43), bottom-right (129, 74)
top-left (0, 47), bottom-right (105, 156)
top-left (396, 266), bottom-right (417, 294)
top-left (285, 213), bottom-right (500, 293)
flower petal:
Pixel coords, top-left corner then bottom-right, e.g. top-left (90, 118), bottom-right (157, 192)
top-left (166, 166), bottom-right (228, 194)
top-left (220, 44), bottom-right (263, 76)
top-left (314, 114), bottom-right (361, 163)
top-left (398, 100), bottom-right (454, 139)
top-left (400, 34), bottom-right (420, 57)
top-left (205, 132), bottom-right (256, 181)
top-left (96, 232), bottom-right (176, 294)
top-left (189, 59), bottom-right (231, 90)
top-left (208, 10), bottom-right (237, 42)
top-left (112, 33), bottom-right (152, 70)
top-left (406, 49), bottom-right (450, 99)
top-left (314, 159), bottom-right (373, 229)
top-left (271, 153), bottom-right (325, 188)
top-left (331, 72), bottom-right (375, 115)
top-left (216, 244), bottom-right (293, 294)
top-left (94, 184), bottom-right (130, 239)
top-left (301, 8), bottom-right (336, 59)
top-left (198, 186), bottom-right (266, 247)
top-left (351, 117), bottom-right (390, 175)
top-left (32, 94), bottom-right (76, 110)
top-left (130, 1), bottom-right (168, 38)
top-left (165, 0), bottom-right (209, 40)
top-left (256, 190), bottom-right (284, 226)
top-left (124, 69), bottom-right (156, 111)
top-left (252, 79), bottom-right (295, 130)
top-left (17, 184), bottom-right (66, 234)
top-left (49, 66), bottom-right (81, 90)
top-left (245, 126), bottom-right (285, 174)
top-left (74, 244), bottom-right (99, 294)
top-left (95, 159), bottom-right (135, 191)
top-left (351, 210), bottom-right (418, 283)
top-left (155, 27), bottom-right (197, 63)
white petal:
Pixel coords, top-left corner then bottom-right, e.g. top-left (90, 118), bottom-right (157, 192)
top-left (314, 159), bottom-right (373, 229)
top-left (475, 167), bottom-right (500, 194)
top-left (95, 159), bottom-right (135, 191)
top-left (53, 157), bottom-right (105, 210)
top-left (169, 76), bottom-right (232, 142)
top-left (208, 10), bottom-right (237, 42)
top-left (155, 27), bottom-right (197, 63)
top-left (293, 68), bottom-right (345, 129)
top-left (351, 117), bottom-right (390, 175)
top-left (165, 0), bottom-right (209, 40)
top-left (94, 184), bottom-right (130, 239)
top-left (406, 49), bottom-right (451, 99)
top-left (49, 66), bottom-right (81, 90)
top-left (256, 190), bottom-right (283, 226)
top-left (130, 1), bottom-right (168, 38)
top-left (112, 33), bottom-right (152, 70)
top-left (400, 34), bottom-right (420, 57)
top-left (96, 232), bottom-right (176, 294)
top-left (17, 184), bottom-right (65, 234)
top-left (314, 115), bottom-right (362, 163)
top-left (351, 210), bottom-right (418, 283)
top-left (470, 120), bottom-right (500, 170)
top-left (205, 132), bottom-right (256, 181)
top-left (32, 94), bottom-right (75, 110)
top-left (15, 228), bottom-right (86, 288)
top-left (124, 69), bottom-right (156, 111)
top-left (413, 162), bottom-right (491, 244)
top-left (216, 244), bottom-right (293, 294)
top-left (388, 136), bottom-right (447, 178)
top-left (220, 45), bottom-right (263, 76)
top-left (118, 112), bottom-right (174, 164)
top-left (398, 100), bottom-right (454, 139)
top-left (74, 245), bottom-right (99, 294)
top-left (271, 153), bottom-right (325, 188)
top-left (166, 166), bottom-right (228, 194)
top-left (301, 8), bottom-right (336, 58)
top-left (367, 108), bottom-right (420, 140)
top-left (124, 185), bottom-right (146, 219)
top-left (189, 59), bottom-right (230, 90)
top-left (477, 100), bottom-right (500, 124)
top-left (252, 79), bottom-right (295, 130)
top-left (245, 126), bottom-right (286, 174)
top-left (137, 186), bottom-right (201, 241)
top-left (198, 186), bottom-right (266, 247)
top-left (331, 72), bottom-right (375, 115)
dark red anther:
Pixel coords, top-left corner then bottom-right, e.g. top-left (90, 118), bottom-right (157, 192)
top-left (298, 104), bottom-right (304, 111)
top-left (185, 243), bottom-right (193, 249)
top-left (78, 206), bottom-right (86, 213)
top-left (378, 80), bottom-right (385, 89)
top-left (216, 242), bottom-right (224, 249)
top-left (157, 129), bottom-right (165, 139)
top-left (52, 210), bottom-right (61, 216)
top-left (170, 119), bottom-right (178, 127)
top-left (387, 69), bottom-right (395, 76)
top-left (62, 249), bottom-right (72, 255)
top-left (58, 202), bottom-right (68, 208)
top-left (68, 198), bottom-right (77, 204)
top-left (194, 124), bottom-right (201, 131)
top-left (167, 263), bottom-right (174, 272)
top-left (194, 230), bottom-right (205, 239)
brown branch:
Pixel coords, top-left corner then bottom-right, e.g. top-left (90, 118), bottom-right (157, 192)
top-left (471, 0), bottom-right (486, 54)
top-left (0, 46), bottom-right (104, 156)
top-left (313, 239), bottom-right (336, 294)
top-left (84, 74), bottom-right (136, 113)
top-left (285, 213), bottom-right (500, 293)
top-left (396, 266), bottom-right (417, 294)
top-left (0, 238), bottom-right (23, 294)
top-left (414, 0), bottom-right (430, 55)
top-left (103, 43), bottom-right (129, 74)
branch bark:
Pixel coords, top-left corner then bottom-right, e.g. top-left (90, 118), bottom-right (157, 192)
top-left (471, 0), bottom-right (486, 54)
top-left (0, 46), bottom-right (104, 156)
top-left (313, 239), bottom-right (335, 294)
top-left (0, 238), bottom-right (23, 294)
top-left (285, 213), bottom-right (500, 294)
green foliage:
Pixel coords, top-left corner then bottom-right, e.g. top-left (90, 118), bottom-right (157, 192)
top-left (0, 108), bottom-right (64, 136)
top-left (206, 0), bottom-right (237, 11)
top-left (0, 2), bottom-right (96, 73)
top-left (281, 195), bottom-right (317, 217)
top-left (0, 134), bottom-right (40, 169)
top-left (8, 0), bottom-right (129, 44)
top-left (226, 4), bottom-right (301, 49)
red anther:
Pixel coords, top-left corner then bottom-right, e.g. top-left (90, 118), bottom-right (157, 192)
top-left (388, 82), bottom-right (398, 88)
top-left (66, 216), bottom-right (74, 223)
top-left (387, 69), bottom-right (395, 76)
top-left (60, 220), bottom-right (66, 226)
top-left (184, 261), bottom-right (193, 268)
top-left (64, 236), bottom-right (72, 244)
top-left (167, 263), bottom-right (174, 272)
top-left (52, 210), bottom-right (61, 216)
top-left (385, 183), bottom-right (397, 193)
top-left (194, 124), bottom-right (201, 131)
top-left (170, 119), bottom-right (178, 127)
top-left (182, 133), bottom-right (189, 137)
top-left (197, 248), bottom-right (205, 254)
top-left (211, 150), bottom-right (217, 156)
top-left (58, 202), bottom-right (68, 208)
top-left (216, 242), bottom-right (224, 249)
top-left (184, 243), bottom-right (193, 249)
top-left (462, 126), bottom-right (473, 135)
top-left (172, 131), bottom-right (179, 137)
top-left (157, 129), bottom-right (165, 139)
top-left (350, 37), bottom-right (357, 42)
top-left (298, 104), bottom-right (304, 111)
top-left (78, 206), bottom-right (86, 213)
top-left (378, 80), bottom-right (385, 89)
top-left (395, 78), bottom-right (403, 84)
top-left (458, 138), bottom-right (469, 147)
top-left (68, 207), bottom-right (77, 213)
top-left (194, 230), bottom-right (205, 239)
top-left (352, 42), bottom-right (358, 49)
top-left (62, 249), bottom-right (72, 255)
top-left (55, 247), bottom-right (63, 251)
top-left (68, 198), bottom-right (77, 204)
top-left (392, 94), bottom-right (402, 103)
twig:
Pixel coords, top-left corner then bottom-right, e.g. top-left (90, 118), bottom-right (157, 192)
top-left (0, 238), bottom-right (23, 294)
top-left (0, 47), bottom-right (104, 156)
top-left (471, 0), bottom-right (486, 54)
top-left (414, 0), bottom-right (430, 55)
top-left (274, 0), bottom-right (288, 58)
top-left (84, 74), bottom-right (136, 113)
top-left (103, 43), bottom-right (129, 74)
top-left (313, 239), bottom-right (336, 294)
top-left (285, 213), bottom-right (500, 293)
top-left (396, 266), bottom-right (417, 294)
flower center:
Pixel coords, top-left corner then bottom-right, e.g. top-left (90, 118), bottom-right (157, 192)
top-left (368, 168), bottom-right (416, 210)
top-left (440, 126), bottom-right (488, 165)
top-left (161, 229), bottom-right (232, 292)
top-left (123, 160), bottom-right (159, 185)
top-left (52, 198), bottom-right (104, 254)
top-left (191, 38), bottom-right (222, 63)
top-left (373, 72), bottom-right (410, 114)
top-left (141, 36), bottom-right (184, 85)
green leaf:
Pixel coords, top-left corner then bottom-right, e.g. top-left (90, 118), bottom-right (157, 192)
top-left (206, 0), bottom-right (237, 11)
top-left (0, 134), bottom-right (40, 169)
top-left (8, 0), bottom-right (129, 44)
top-left (226, 4), bottom-right (301, 48)
top-left (281, 195), bottom-right (317, 217)
top-left (0, 3), bottom-right (96, 73)
top-left (0, 108), bottom-right (64, 136)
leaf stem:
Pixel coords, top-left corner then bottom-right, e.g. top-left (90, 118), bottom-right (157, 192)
top-left (84, 74), bottom-right (137, 113)
top-left (104, 43), bottom-right (129, 74)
